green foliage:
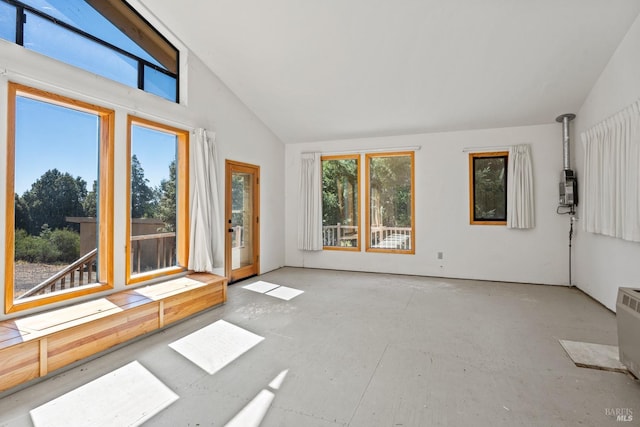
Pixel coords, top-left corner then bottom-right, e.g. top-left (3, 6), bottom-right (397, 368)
top-left (15, 228), bottom-right (57, 263)
top-left (231, 174), bottom-right (248, 228)
top-left (369, 156), bottom-right (412, 227)
top-left (14, 226), bottom-right (79, 264)
top-left (48, 228), bottom-right (81, 262)
top-left (21, 169), bottom-right (87, 234)
top-left (473, 157), bottom-right (507, 220)
top-left (232, 175), bottom-right (245, 212)
top-left (155, 160), bottom-right (177, 232)
top-left (130, 154), bottom-right (157, 218)
top-left (15, 156), bottom-right (176, 265)
top-left (83, 180), bottom-right (98, 217)
top-left (14, 194), bottom-right (31, 231)
top-left (322, 159), bottom-right (358, 226)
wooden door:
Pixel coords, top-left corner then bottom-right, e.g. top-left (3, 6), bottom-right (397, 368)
top-left (225, 160), bottom-right (260, 282)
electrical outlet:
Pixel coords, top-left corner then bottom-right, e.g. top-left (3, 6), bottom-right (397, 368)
top-left (437, 251), bottom-right (444, 260)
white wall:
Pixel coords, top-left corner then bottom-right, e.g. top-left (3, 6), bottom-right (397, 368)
top-left (574, 13), bottom-right (640, 312)
top-left (285, 125), bottom-right (570, 285)
top-left (0, 40), bottom-right (284, 319)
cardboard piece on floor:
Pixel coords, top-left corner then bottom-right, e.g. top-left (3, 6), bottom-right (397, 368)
top-left (559, 339), bottom-right (627, 373)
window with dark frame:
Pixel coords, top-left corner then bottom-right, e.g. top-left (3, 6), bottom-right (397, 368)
top-left (0, 0), bottom-right (179, 102)
top-left (469, 151), bottom-right (508, 225)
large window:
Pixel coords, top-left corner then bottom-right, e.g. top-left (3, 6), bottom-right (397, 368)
top-left (366, 152), bottom-right (415, 253)
top-left (321, 155), bottom-right (360, 250)
top-left (469, 152), bottom-right (508, 225)
top-left (0, 0), bottom-right (179, 101)
top-left (6, 83), bottom-right (114, 313)
top-left (126, 116), bottom-right (189, 284)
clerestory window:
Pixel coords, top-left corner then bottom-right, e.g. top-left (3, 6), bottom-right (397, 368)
top-left (0, 0), bottom-right (179, 101)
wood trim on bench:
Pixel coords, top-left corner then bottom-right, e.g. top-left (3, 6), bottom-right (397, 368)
top-left (0, 273), bottom-right (226, 394)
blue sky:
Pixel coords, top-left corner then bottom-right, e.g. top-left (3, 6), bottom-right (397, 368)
top-left (0, 0), bottom-right (175, 99)
top-left (22, 0), bottom-right (159, 65)
top-left (131, 125), bottom-right (178, 189)
top-left (11, 0), bottom-right (177, 195)
top-left (15, 96), bottom-right (176, 196)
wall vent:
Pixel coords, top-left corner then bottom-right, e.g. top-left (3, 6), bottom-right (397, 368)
top-left (617, 287), bottom-right (640, 378)
top-left (621, 292), bottom-right (640, 313)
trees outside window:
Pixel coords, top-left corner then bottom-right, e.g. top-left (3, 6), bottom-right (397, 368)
top-left (130, 154), bottom-right (157, 219)
top-left (6, 83), bottom-right (114, 313)
top-left (321, 156), bottom-right (360, 250)
top-left (319, 151), bottom-right (415, 254)
top-left (365, 152), bottom-right (415, 253)
top-left (126, 116), bottom-right (188, 284)
top-left (469, 152), bottom-right (508, 225)
top-left (19, 169), bottom-right (87, 234)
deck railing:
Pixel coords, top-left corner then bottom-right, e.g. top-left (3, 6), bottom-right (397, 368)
top-left (131, 232), bottom-right (176, 275)
top-left (369, 226), bottom-right (412, 250)
top-left (231, 225), bottom-right (243, 248)
top-left (18, 232), bottom-right (178, 299)
top-left (322, 224), bottom-right (358, 247)
top-left (17, 248), bottom-right (98, 299)
top-left (322, 224), bottom-right (412, 249)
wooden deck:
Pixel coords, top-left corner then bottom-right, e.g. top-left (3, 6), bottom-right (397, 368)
top-left (0, 273), bottom-right (227, 393)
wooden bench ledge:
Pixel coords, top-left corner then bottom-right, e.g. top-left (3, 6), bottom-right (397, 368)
top-left (0, 273), bottom-right (227, 393)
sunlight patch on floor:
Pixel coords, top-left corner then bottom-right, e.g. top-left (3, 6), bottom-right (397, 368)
top-left (243, 281), bottom-right (281, 294)
top-left (266, 286), bottom-right (304, 301)
top-left (243, 281), bottom-right (304, 301)
top-left (269, 369), bottom-right (289, 390)
top-left (224, 389), bottom-right (275, 427)
top-left (169, 319), bottom-right (264, 375)
top-left (224, 369), bottom-right (289, 427)
top-left (30, 361), bottom-right (177, 427)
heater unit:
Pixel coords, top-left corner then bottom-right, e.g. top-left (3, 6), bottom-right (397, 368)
top-left (617, 287), bottom-right (640, 378)
top-left (556, 113), bottom-right (578, 209)
top-left (556, 113), bottom-right (578, 286)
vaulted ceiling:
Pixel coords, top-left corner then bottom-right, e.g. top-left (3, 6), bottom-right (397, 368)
top-left (139, 0), bottom-right (640, 143)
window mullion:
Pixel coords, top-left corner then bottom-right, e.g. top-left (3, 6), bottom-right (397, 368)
top-left (15, 6), bottom-right (24, 45)
top-left (137, 59), bottom-right (145, 91)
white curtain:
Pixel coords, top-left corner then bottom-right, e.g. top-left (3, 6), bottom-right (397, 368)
top-left (188, 128), bottom-right (223, 272)
top-left (507, 144), bottom-right (535, 229)
top-left (581, 101), bottom-right (640, 242)
top-left (297, 152), bottom-right (323, 250)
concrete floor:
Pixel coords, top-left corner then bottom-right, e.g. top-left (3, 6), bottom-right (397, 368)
top-left (0, 267), bottom-right (638, 426)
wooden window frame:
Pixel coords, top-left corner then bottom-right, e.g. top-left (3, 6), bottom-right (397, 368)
top-left (469, 151), bottom-right (508, 225)
top-left (5, 83), bottom-right (114, 314)
top-left (321, 154), bottom-right (361, 252)
top-left (365, 151), bottom-right (415, 254)
top-left (125, 115), bottom-right (189, 285)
